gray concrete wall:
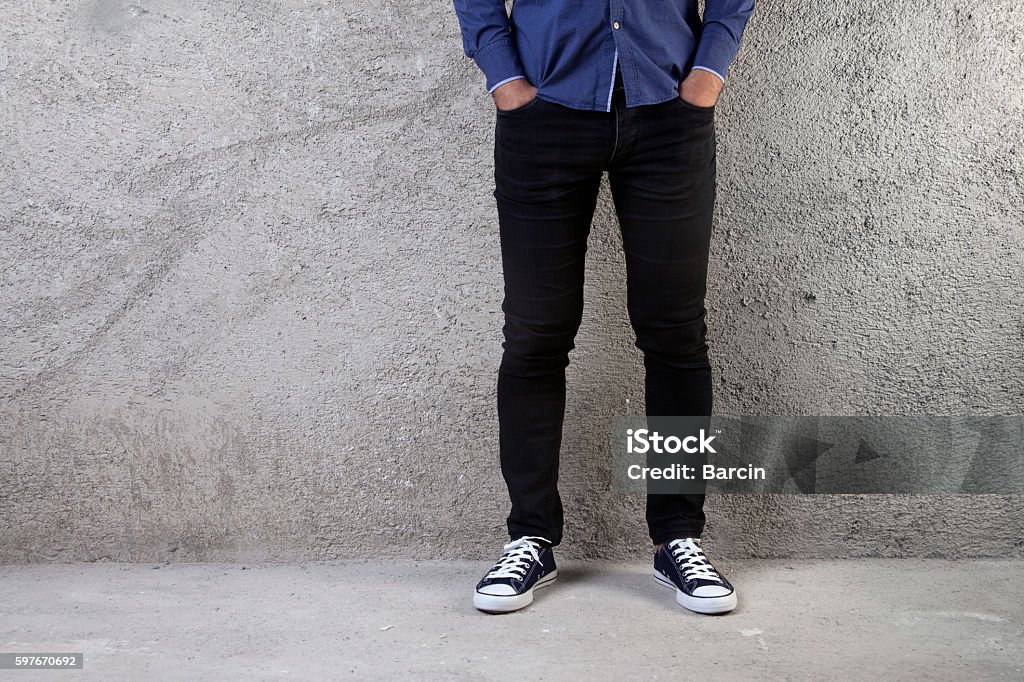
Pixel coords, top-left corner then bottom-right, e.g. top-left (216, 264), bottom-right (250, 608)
top-left (1, 1), bottom-right (1022, 563)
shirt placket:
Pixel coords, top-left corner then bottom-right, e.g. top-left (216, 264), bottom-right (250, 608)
top-left (606, 0), bottom-right (624, 111)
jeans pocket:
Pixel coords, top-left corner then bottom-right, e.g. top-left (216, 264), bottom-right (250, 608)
top-left (675, 96), bottom-right (716, 114)
top-left (496, 96), bottom-right (541, 116)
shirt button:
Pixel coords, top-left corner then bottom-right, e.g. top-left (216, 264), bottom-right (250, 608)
top-left (613, 21), bottom-right (620, 29)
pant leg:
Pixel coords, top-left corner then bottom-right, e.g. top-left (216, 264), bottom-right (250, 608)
top-left (493, 98), bottom-right (608, 546)
top-left (607, 97), bottom-right (718, 544)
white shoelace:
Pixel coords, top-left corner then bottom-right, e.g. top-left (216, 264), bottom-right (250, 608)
top-left (668, 538), bottom-right (724, 583)
top-left (484, 536), bottom-right (547, 580)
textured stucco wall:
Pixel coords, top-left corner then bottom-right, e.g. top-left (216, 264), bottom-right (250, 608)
top-left (1, 1), bottom-right (1022, 563)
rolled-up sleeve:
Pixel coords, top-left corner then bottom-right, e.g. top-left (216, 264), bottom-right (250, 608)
top-left (453, 1), bottom-right (526, 92)
top-left (693, 0), bottom-right (756, 81)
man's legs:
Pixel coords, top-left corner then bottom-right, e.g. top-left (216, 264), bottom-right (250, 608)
top-left (607, 96), bottom-right (718, 544)
top-left (492, 100), bottom-right (609, 546)
top-left (478, 90), bottom-right (734, 615)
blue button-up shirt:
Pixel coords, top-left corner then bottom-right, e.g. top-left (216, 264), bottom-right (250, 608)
top-left (453, 0), bottom-right (755, 112)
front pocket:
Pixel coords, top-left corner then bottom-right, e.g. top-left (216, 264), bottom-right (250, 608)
top-left (496, 96), bottom-right (541, 116)
top-left (675, 96), bottom-right (716, 114)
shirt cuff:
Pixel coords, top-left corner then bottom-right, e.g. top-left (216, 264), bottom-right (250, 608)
top-left (690, 66), bottom-right (726, 83)
top-left (473, 37), bottom-right (527, 92)
top-left (488, 75), bottom-right (527, 94)
top-left (693, 23), bottom-right (742, 81)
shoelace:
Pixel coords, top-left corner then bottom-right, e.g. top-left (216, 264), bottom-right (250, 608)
top-left (668, 538), bottom-right (724, 583)
top-left (484, 536), bottom-right (546, 580)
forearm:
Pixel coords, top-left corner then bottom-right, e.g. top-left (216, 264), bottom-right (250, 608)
top-left (693, 0), bottom-right (756, 82)
top-left (452, 0), bottom-right (526, 92)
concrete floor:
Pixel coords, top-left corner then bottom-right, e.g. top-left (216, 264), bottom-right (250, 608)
top-left (1, 560), bottom-right (1022, 680)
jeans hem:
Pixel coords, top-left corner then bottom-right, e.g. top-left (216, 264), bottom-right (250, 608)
top-left (649, 529), bottom-right (704, 545)
top-left (508, 527), bottom-right (562, 548)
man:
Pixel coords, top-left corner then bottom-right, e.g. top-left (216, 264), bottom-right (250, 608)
top-left (452, 0), bottom-right (755, 615)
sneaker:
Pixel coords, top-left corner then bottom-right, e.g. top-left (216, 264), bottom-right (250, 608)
top-left (473, 536), bottom-right (557, 613)
top-left (654, 537), bottom-right (737, 614)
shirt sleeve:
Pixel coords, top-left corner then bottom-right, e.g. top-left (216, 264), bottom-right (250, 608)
top-left (693, 1), bottom-right (756, 82)
top-left (452, 1), bottom-right (526, 92)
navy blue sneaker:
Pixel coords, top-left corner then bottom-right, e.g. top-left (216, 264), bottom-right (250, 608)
top-left (654, 537), bottom-right (737, 614)
top-left (474, 536), bottom-right (557, 613)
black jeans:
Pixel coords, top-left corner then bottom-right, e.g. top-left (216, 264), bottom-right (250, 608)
top-left (494, 73), bottom-right (716, 547)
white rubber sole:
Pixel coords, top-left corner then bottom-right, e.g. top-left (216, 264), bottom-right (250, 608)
top-left (654, 570), bottom-right (737, 615)
top-left (473, 570), bottom-right (558, 613)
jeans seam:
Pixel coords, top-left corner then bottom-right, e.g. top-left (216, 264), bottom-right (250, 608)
top-left (606, 99), bottom-right (620, 168)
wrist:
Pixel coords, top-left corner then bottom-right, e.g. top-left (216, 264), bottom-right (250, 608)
top-left (679, 70), bottom-right (723, 107)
